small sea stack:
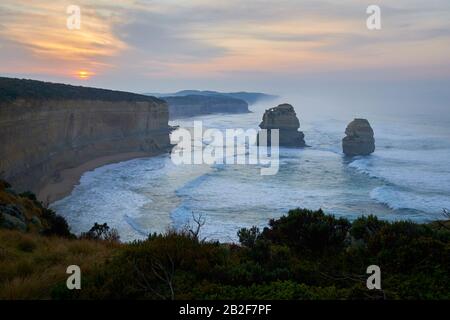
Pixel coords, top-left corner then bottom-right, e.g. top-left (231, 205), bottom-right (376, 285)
top-left (258, 103), bottom-right (306, 147)
top-left (342, 118), bottom-right (375, 156)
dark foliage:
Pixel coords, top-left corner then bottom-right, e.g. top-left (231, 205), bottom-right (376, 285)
top-left (158, 90), bottom-right (278, 105)
top-left (0, 181), bottom-right (74, 238)
top-left (40, 208), bottom-right (74, 238)
top-left (237, 226), bottom-right (261, 248)
top-left (0, 77), bottom-right (163, 103)
top-left (80, 223), bottom-right (120, 242)
top-left (0, 179), bottom-right (11, 189)
top-left (164, 94), bottom-right (248, 106)
top-left (18, 191), bottom-right (38, 202)
top-left (163, 94), bottom-right (249, 118)
top-left (262, 208), bottom-right (351, 255)
top-left (54, 209), bottom-right (450, 300)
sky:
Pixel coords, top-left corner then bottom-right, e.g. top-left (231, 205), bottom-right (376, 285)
top-left (0, 0), bottom-right (449, 95)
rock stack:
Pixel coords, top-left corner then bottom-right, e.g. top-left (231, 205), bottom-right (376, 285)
top-left (258, 103), bottom-right (306, 147)
top-left (342, 118), bottom-right (375, 156)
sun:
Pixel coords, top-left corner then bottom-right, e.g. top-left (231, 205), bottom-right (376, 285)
top-left (76, 70), bottom-right (93, 80)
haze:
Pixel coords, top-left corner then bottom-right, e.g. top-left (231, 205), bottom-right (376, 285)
top-left (1, 0), bottom-right (449, 111)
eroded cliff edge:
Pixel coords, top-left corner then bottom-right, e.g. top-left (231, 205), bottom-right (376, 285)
top-left (0, 78), bottom-right (171, 201)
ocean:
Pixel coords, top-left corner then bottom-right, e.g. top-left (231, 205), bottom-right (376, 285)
top-left (51, 95), bottom-right (450, 242)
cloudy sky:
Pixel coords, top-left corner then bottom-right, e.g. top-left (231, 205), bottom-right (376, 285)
top-left (0, 0), bottom-right (449, 94)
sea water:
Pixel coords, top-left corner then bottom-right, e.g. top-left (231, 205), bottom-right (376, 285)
top-left (52, 95), bottom-right (450, 242)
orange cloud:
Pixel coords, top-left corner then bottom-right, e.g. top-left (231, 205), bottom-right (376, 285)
top-left (0, 0), bottom-right (128, 78)
top-left (1, 0), bottom-right (449, 82)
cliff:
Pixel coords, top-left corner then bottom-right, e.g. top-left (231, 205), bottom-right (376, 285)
top-left (342, 118), bottom-right (375, 156)
top-left (0, 78), bottom-right (171, 201)
top-left (258, 103), bottom-right (306, 147)
top-left (158, 90), bottom-right (278, 105)
top-left (163, 94), bottom-right (249, 119)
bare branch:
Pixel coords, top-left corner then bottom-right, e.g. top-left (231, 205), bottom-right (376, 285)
top-left (189, 212), bottom-right (206, 241)
top-left (436, 209), bottom-right (450, 231)
top-left (132, 259), bottom-right (167, 300)
top-left (132, 255), bottom-right (176, 300)
top-left (443, 208), bottom-right (450, 220)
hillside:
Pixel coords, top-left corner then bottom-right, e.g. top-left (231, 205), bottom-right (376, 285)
top-left (0, 77), bottom-right (162, 103)
top-left (146, 90), bottom-right (278, 105)
top-left (163, 94), bottom-right (249, 118)
top-left (0, 180), bottom-right (120, 299)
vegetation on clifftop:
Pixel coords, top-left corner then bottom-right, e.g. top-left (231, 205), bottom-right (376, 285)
top-left (1, 180), bottom-right (449, 300)
top-left (0, 77), bottom-right (163, 103)
top-left (163, 94), bottom-right (249, 118)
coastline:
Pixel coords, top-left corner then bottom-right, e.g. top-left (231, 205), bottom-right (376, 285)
top-left (169, 110), bottom-right (252, 120)
top-left (37, 151), bottom-right (162, 205)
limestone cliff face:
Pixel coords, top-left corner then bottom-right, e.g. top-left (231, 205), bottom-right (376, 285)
top-left (342, 118), bottom-right (375, 156)
top-left (258, 103), bottom-right (306, 147)
top-left (0, 98), bottom-right (170, 194)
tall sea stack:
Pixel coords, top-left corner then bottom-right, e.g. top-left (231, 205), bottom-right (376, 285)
top-left (342, 118), bottom-right (375, 156)
top-left (258, 103), bottom-right (306, 147)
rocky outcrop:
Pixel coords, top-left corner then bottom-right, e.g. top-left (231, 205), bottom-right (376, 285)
top-left (0, 179), bottom-right (57, 233)
top-left (0, 77), bottom-right (171, 197)
top-left (163, 95), bottom-right (249, 119)
top-left (258, 103), bottom-right (306, 147)
top-left (342, 119), bottom-right (375, 156)
top-left (0, 203), bottom-right (28, 231)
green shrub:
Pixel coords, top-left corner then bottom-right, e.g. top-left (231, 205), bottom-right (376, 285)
top-left (237, 226), bottom-right (261, 248)
top-left (261, 208), bottom-right (351, 255)
top-left (40, 208), bottom-right (74, 238)
top-left (18, 191), bottom-right (38, 202)
top-left (43, 208), bottom-right (450, 300)
top-left (80, 223), bottom-right (120, 242)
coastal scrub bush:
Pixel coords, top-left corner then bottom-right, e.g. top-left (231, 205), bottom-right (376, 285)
top-left (349, 215), bottom-right (387, 242)
top-left (0, 181), bottom-right (74, 238)
top-left (1, 190), bottom-right (448, 300)
top-left (261, 208), bottom-right (351, 255)
top-left (0, 179), bottom-right (11, 189)
top-left (80, 223), bottom-right (120, 242)
top-left (18, 191), bottom-right (38, 202)
top-left (191, 281), bottom-right (350, 300)
top-left (238, 226), bottom-right (261, 248)
top-left (40, 208), bottom-right (74, 238)
top-left (62, 208), bottom-right (450, 300)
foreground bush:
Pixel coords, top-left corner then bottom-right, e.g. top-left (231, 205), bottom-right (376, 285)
top-left (1, 181), bottom-right (448, 301)
top-left (53, 209), bottom-right (450, 300)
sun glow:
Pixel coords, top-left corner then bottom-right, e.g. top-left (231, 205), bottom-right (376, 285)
top-left (76, 70), bottom-right (93, 80)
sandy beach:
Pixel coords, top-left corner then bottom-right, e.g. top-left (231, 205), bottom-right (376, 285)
top-left (37, 152), bottom-right (158, 205)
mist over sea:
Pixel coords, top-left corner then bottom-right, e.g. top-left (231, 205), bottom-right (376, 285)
top-left (52, 89), bottom-right (450, 242)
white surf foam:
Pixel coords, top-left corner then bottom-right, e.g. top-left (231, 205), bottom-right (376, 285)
top-left (370, 186), bottom-right (450, 218)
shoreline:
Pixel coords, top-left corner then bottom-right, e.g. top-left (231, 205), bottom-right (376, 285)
top-left (37, 151), bottom-right (161, 205)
